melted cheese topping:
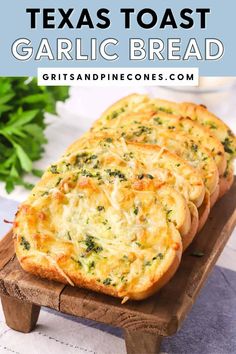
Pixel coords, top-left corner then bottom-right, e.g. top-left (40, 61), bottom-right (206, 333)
top-left (95, 120), bottom-right (218, 194)
top-left (66, 135), bottom-right (205, 207)
top-left (96, 93), bottom-right (235, 170)
top-left (15, 174), bottom-right (180, 295)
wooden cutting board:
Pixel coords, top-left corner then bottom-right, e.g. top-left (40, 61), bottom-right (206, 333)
top-left (0, 177), bottom-right (236, 354)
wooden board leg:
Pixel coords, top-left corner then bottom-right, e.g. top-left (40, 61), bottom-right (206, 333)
top-left (124, 330), bottom-right (162, 354)
top-left (1, 295), bottom-right (41, 333)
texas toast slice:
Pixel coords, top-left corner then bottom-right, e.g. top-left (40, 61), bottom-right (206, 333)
top-left (92, 115), bottom-right (219, 206)
top-left (14, 160), bottom-right (182, 301)
top-left (94, 93), bottom-right (235, 196)
top-left (94, 109), bottom-right (226, 177)
top-left (62, 135), bottom-right (198, 248)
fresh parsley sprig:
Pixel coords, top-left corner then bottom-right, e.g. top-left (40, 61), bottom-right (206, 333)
top-left (0, 77), bottom-right (69, 193)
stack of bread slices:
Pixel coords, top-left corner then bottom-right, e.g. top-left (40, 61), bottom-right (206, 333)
top-left (14, 94), bottom-right (236, 302)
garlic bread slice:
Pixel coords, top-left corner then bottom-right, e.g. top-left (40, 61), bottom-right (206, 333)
top-left (14, 170), bottom-right (182, 301)
top-left (92, 117), bottom-right (219, 201)
top-left (56, 137), bottom-right (194, 247)
top-left (66, 134), bottom-right (205, 247)
top-left (67, 133), bottom-right (205, 206)
top-left (110, 111), bottom-right (226, 177)
top-left (95, 93), bottom-right (235, 194)
top-left (96, 93), bottom-right (236, 164)
top-left (148, 98), bottom-right (236, 195)
top-left (153, 98), bottom-right (236, 160)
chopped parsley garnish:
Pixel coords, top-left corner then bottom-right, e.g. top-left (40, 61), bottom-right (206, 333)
top-left (75, 153), bottom-right (98, 167)
top-left (123, 152), bottom-right (134, 161)
top-left (97, 205), bottom-right (105, 211)
top-left (76, 152), bottom-right (88, 163)
top-left (50, 165), bottom-right (59, 174)
top-left (105, 137), bottom-right (113, 143)
top-left (20, 236), bottom-right (30, 251)
top-left (191, 143), bottom-right (198, 153)
top-left (93, 161), bottom-right (100, 169)
top-left (147, 174), bottom-right (154, 179)
top-left (134, 126), bottom-right (152, 137)
top-left (88, 260), bottom-right (95, 271)
top-left (111, 111), bottom-right (119, 119)
top-left (106, 169), bottom-right (127, 181)
top-left (152, 253), bottom-right (164, 260)
top-left (228, 129), bottom-right (234, 137)
top-left (71, 257), bottom-right (82, 266)
top-left (222, 137), bottom-right (234, 154)
top-left (120, 275), bottom-right (127, 283)
top-left (107, 107), bottom-right (126, 120)
top-left (55, 177), bottom-right (62, 186)
top-left (85, 235), bottom-right (103, 253)
top-left (205, 121), bottom-right (217, 129)
top-left (158, 107), bottom-right (173, 114)
top-left (137, 173), bottom-right (153, 180)
top-left (223, 161), bottom-right (230, 177)
top-left (81, 170), bottom-right (102, 179)
top-left (103, 277), bottom-right (112, 285)
top-left (144, 261), bottom-right (152, 266)
top-left (153, 117), bottom-right (163, 125)
top-left (134, 207), bottom-right (139, 215)
top-left (72, 174), bottom-right (79, 182)
top-left (76, 152), bottom-right (88, 158)
top-left (138, 174), bottom-right (144, 180)
top-left (84, 155), bottom-right (97, 163)
top-left (166, 209), bottom-right (172, 222)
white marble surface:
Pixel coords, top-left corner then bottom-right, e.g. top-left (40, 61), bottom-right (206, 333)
top-left (0, 86), bottom-right (235, 354)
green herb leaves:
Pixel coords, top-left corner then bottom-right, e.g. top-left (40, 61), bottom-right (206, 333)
top-left (14, 143), bottom-right (33, 172)
top-left (103, 277), bottom-right (112, 285)
top-left (222, 137), bottom-right (234, 155)
top-left (20, 236), bottom-right (30, 250)
top-left (0, 77), bottom-right (69, 192)
top-left (50, 165), bottom-right (60, 174)
top-left (85, 234), bottom-right (103, 254)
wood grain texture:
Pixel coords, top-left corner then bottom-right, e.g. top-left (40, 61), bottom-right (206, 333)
top-left (0, 230), bottom-right (14, 270)
top-left (0, 177), bottom-right (235, 337)
top-left (0, 257), bottom-right (65, 310)
top-left (1, 294), bottom-right (40, 333)
top-left (124, 330), bottom-right (162, 354)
